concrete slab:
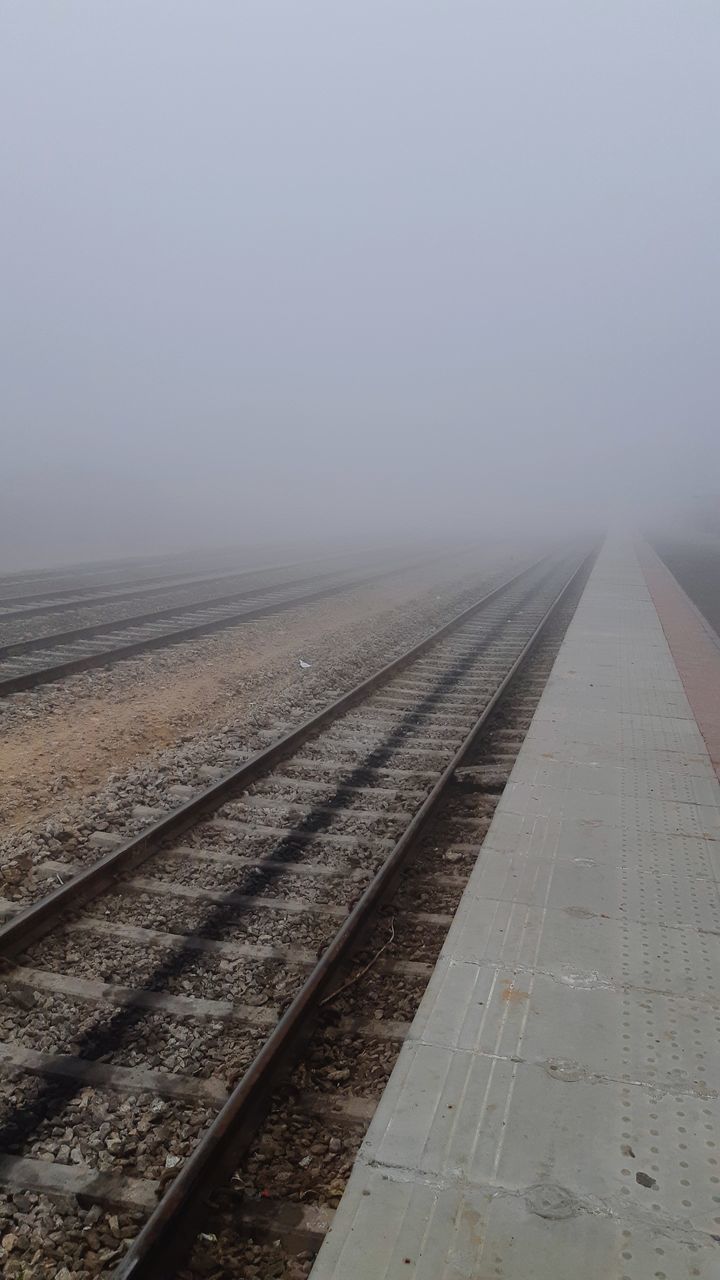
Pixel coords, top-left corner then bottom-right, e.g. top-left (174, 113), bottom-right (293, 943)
top-left (309, 539), bottom-right (720, 1280)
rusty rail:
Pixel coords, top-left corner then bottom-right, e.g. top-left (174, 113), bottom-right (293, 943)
top-left (114, 549), bottom-right (594, 1279)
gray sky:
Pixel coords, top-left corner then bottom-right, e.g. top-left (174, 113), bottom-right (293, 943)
top-left (2, 2), bottom-right (719, 565)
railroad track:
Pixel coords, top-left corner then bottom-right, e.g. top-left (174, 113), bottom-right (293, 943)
top-left (0, 560), bottom-right (406, 698)
top-left (0, 571), bottom-right (222, 614)
top-left (0, 557), bottom-right (231, 607)
top-left (180, 552), bottom-right (594, 1278)
top-left (0, 560), bottom-right (328, 623)
top-left (0, 548), bottom-right (591, 1278)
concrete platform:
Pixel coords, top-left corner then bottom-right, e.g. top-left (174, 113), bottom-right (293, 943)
top-left (309, 538), bottom-right (720, 1280)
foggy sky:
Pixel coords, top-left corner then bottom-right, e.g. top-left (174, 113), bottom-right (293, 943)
top-left (2, 3), bottom-right (719, 566)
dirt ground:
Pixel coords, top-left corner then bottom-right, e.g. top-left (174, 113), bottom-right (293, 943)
top-left (0, 549), bottom-right (526, 836)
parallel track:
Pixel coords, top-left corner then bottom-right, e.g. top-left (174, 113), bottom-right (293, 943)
top-left (0, 558), bottom-right (238, 606)
top-left (0, 561), bottom-right (406, 697)
top-left (0, 548), bottom-right (591, 1278)
top-left (0, 560), bottom-right (327, 623)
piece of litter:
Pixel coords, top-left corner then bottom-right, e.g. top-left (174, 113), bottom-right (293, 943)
top-left (164, 1154), bottom-right (181, 1169)
top-left (299, 658), bottom-right (312, 669)
top-left (56, 874), bottom-right (64, 885)
top-left (198, 1233), bottom-right (217, 1243)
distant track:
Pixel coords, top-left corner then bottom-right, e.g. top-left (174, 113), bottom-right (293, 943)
top-left (0, 557), bottom-right (330, 613)
top-left (0, 559), bottom-right (337, 622)
top-left (0, 560), bottom-right (412, 698)
top-left (0, 560), bottom-right (207, 604)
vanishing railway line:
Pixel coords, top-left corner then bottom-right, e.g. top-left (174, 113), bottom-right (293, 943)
top-left (0, 558), bottom-right (234, 607)
top-left (0, 570), bottom-right (235, 615)
top-left (0, 560), bottom-right (410, 698)
top-left (0, 548), bottom-right (591, 1278)
top-left (181, 550), bottom-right (594, 1278)
top-left (0, 560), bottom-right (331, 624)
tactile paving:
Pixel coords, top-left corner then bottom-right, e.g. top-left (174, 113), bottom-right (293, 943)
top-left (309, 539), bottom-right (720, 1279)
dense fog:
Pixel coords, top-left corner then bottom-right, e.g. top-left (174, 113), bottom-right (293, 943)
top-left (2, 3), bottom-right (719, 567)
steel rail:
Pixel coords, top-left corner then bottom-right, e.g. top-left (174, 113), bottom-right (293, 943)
top-left (0, 564), bottom-right (233, 607)
top-left (0, 550), bottom-right (225, 593)
top-left (0, 555), bottom-right (548, 959)
top-left (0, 559), bottom-right (418, 698)
top-left (0, 566), bottom-right (365, 660)
top-left (0, 552), bottom-right (339, 606)
top-left (0, 547), bottom-right (444, 654)
top-left (0, 542), bottom-right (447, 612)
top-left (111, 548), bottom-right (594, 1279)
top-left (0, 559), bottom-right (335, 622)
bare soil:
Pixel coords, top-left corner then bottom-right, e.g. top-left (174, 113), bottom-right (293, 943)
top-left (0, 549), bottom-right (526, 835)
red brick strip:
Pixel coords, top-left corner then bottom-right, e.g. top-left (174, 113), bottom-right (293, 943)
top-left (637, 539), bottom-right (720, 779)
